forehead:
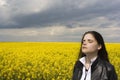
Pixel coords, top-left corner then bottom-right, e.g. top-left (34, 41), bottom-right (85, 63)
top-left (83, 33), bottom-right (95, 40)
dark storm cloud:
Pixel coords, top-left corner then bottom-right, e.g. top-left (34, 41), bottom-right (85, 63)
top-left (0, 0), bottom-right (120, 28)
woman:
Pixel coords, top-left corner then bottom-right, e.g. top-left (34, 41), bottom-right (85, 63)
top-left (72, 31), bottom-right (118, 80)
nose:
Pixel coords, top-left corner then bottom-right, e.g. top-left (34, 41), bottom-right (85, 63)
top-left (82, 41), bottom-right (87, 45)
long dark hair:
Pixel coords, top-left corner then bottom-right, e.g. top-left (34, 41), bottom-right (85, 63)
top-left (78, 31), bottom-right (109, 62)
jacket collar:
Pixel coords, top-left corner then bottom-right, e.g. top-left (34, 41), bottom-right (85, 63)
top-left (79, 56), bottom-right (97, 66)
top-left (76, 56), bottom-right (100, 71)
top-left (91, 57), bottom-right (100, 73)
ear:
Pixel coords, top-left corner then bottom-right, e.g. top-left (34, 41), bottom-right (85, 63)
top-left (98, 44), bottom-right (102, 50)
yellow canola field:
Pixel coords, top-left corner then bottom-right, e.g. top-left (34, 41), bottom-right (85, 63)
top-left (0, 42), bottom-right (120, 80)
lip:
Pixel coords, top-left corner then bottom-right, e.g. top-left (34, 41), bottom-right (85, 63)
top-left (82, 46), bottom-right (87, 49)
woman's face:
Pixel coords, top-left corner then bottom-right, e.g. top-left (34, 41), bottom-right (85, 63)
top-left (82, 33), bottom-right (101, 55)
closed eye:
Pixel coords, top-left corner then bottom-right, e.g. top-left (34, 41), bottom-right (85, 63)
top-left (88, 39), bottom-right (93, 43)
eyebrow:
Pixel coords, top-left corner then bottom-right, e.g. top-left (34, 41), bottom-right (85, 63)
top-left (82, 39), bottom-right (94, 43)
top-left (88, 39), bottom-right (93, 41)
top-left (83, 39), bottom-right (94, 41)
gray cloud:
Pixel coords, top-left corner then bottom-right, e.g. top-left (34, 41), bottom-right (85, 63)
top-left (0, 0), bottom-right (120, 42)
top-left (0, 0), bottom-right (120, 28)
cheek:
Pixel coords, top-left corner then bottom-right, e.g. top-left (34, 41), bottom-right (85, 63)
top-left (88, 44), bottom-right (98, 51)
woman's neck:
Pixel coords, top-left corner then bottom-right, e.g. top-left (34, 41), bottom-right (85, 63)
top-left (85, 53), bottom-right (98, 70)
top-left (85, 52), bottom-right (98, 63)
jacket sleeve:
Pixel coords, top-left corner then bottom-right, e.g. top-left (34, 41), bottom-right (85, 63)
top-left (72, 61), bottom-right (83, 80)
top-left (72, 61), bottom-right (78, 80)
top-left (108, 65), bottom-right (118, 80)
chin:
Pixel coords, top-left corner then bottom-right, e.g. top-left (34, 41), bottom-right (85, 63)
top-left (82, 51), bottom-right (89, 54)
top-left (83, 52), bottom-right (91, 55)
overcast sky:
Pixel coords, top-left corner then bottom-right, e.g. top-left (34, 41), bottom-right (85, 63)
top-left (0, 0), bottom-right (120, 42)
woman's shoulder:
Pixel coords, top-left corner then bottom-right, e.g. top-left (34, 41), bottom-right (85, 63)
top-left (104, 61), bottom-right (115, 71)
top-left (99, 59), bottom-right (115, 72)
top-left (101, 60), bottom-right (118, 80)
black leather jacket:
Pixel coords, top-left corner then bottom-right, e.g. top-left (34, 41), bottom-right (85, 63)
top-left (72, 57), bottom-right (118, 80)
